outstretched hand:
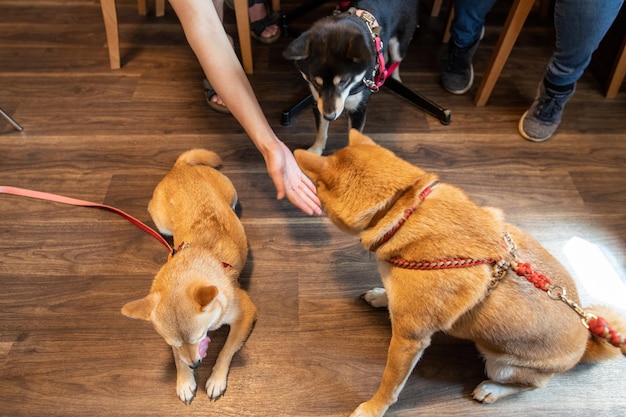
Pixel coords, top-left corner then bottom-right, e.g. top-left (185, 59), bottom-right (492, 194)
top-left (267, 141), bottom-right (322, 216)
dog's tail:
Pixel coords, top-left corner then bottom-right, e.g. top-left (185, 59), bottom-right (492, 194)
top-left (175, 149), bottom-right (222, 169)
top-left (580, 305), bottom-right (626, 363)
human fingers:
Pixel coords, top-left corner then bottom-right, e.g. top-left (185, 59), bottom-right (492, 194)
top-left (285, 185), bottom-right (322, 216)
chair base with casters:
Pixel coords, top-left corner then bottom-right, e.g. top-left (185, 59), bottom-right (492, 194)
top-left (280, 79), bottom-right (452, 127)
top-left (278, 0), bottom-right (452, 126)
top-left (0, 108), bottom-right (23, 132)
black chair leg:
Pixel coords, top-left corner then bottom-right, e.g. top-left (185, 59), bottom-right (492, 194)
top-left (383, 78), bottom-right (451, 125)
top-left (281, 94), bottom-right (313, 126)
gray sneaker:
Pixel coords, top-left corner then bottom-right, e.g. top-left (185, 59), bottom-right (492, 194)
top-left (519, 81), bottom-right (575, 142)
top-left (441, 27), bottom-right (484, 95)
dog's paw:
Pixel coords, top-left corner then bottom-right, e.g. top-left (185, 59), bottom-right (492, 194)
top-left (362, 287), bottom-right (388, 308)
top-left (205, 371), bottom-right (228, 400)
top-left (349, 401), bottom-right (385, 417)
top-left (176, 379), bottom-right (197, 405)
top-left (472, 380), bottom-right (527, 403)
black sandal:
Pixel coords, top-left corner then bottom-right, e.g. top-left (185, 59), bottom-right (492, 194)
top-left (249, 0), bottom-right (280, 44)
top-left (203, 79), bottom-right (230, 114)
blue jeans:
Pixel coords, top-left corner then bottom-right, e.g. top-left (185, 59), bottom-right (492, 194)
top-left (450, 0), bottom-right (624, 87)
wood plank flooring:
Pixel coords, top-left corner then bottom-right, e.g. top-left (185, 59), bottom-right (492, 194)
top-left (1, 1), bottom-right (625, 416)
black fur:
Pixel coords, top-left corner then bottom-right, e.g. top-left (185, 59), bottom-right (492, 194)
top-left (284, 0), bottom-right (419, 154)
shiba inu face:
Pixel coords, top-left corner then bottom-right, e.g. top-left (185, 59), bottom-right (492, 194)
top-left (285, 16), bottom-right (373, 122)
top-left (301, 70), bottom-right (368, 121)
top-left (295, 130), bottom-right (424, 233)
top-left (122, 274), bottom-right (226, 367)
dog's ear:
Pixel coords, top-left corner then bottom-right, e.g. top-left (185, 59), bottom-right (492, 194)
top-left (121, 293), bottom-right (159, 321)
top-left (195, 285), bottom-right (218, 310)
top-left (348, 129), bottom-right (378, 147)
top-left (283, 31), bottom-right (311, 60)
top-left (294, 149), bottom-right (328, 180)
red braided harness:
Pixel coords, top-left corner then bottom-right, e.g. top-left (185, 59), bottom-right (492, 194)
top-left (366, 182), bottom-right (625, 349)
top-left (368, 181), bottom-right (439, 252)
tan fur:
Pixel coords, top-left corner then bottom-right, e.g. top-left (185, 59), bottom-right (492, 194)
top-left (295, 130), bottom-right (626, 417)
top-left (121, 149), bottom-right (256, 404)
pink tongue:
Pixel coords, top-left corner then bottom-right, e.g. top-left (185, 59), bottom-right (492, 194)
top-left (199, 336), bottom-right (211, 359)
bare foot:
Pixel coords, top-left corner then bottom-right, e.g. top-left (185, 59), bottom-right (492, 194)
top-left (249, 3), bottom-right (278, 40)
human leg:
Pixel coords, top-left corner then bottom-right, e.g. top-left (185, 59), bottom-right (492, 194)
top-left (441, 0), bottom-right (498, 94)
top-left (545, 0), bottom-right (624, 87)
top-left (204, 0), bottom-right (233, 113)
top-left (519, 0), bottom-right (624, 141)
top-left (449, 0), bottom-right (498, 48)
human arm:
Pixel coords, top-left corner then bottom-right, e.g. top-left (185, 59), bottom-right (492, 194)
top-left (168, 0), bottom-right (321, 215)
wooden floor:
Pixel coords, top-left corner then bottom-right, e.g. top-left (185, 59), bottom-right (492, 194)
top-left (1, 1), bottom-right (625, 416)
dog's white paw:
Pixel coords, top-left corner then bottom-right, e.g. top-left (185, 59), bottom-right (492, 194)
top-left (176, 378), bottom-right (197, 405)
top-left (362, 287), bottom-right (388, 308)
top-left (206, 371), bottom-right (228, 400)
top-left (472, 380), bottom-right (527, 403)
top-left (349, 402), bottom-right (385, 417)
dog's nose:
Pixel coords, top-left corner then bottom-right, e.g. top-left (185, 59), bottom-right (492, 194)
top-left (323, 112), bottom-right (339, 121)
top-left (189, 359), bottom-right (202, 370)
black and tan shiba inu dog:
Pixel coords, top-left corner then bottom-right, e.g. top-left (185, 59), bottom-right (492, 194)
top-left (283, 0), bottom-right (420, 155)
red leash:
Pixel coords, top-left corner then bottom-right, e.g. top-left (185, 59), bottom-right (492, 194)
top-left (512, 259), bottom-right (625, 349)
top-left (0, 185), bottom-right (174, 254)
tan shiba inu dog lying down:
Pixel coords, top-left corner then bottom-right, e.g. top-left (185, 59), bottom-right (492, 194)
top-left (295, 130), bottom-right (626, 417)
top-left (122, 149), bottom-right (257, 404)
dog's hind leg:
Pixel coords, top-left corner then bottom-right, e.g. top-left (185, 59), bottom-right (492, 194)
top-left (472, 353), bottom-right (553, 403)
top-left (472, 381), bottom-right (534, 404)
top-left (350, 333), bottom-right (432, 417)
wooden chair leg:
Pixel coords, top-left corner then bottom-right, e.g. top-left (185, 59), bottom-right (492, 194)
top-left (234, 0), bottom-right (280, 75)
top-left (272, 0), bottom-right (280, 13)
top-left (474, 0), bottom-right (534, 106)
top-left (431, 0), bottom-right (444, 17)
top-left (442, 6), bottom-right (454, 44)
top-left (101, 0), bottom-right (166, 70)
top-left (234, 0), bottom-right (253, 75)
top-left (606, 36), bottom-right (626, 98)
top-left (100, 0), bottom-right (121, 70)
top-left (138, 0), bottom-right (164, 16)
top-left (156, 0), bottom-right (165, 17)
top-left (137, 0), bottom-right (147, 16)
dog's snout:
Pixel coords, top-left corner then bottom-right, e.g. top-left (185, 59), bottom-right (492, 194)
top-left (189, 359), bottom-right (202, 370)
top-left (323, 112), bottom-right (339, 121)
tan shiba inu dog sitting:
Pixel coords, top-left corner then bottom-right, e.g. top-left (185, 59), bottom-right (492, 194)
top-left (295, 130), bottom-right (626, 417)
top-left (122, 149), bottom-right (257, 405)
